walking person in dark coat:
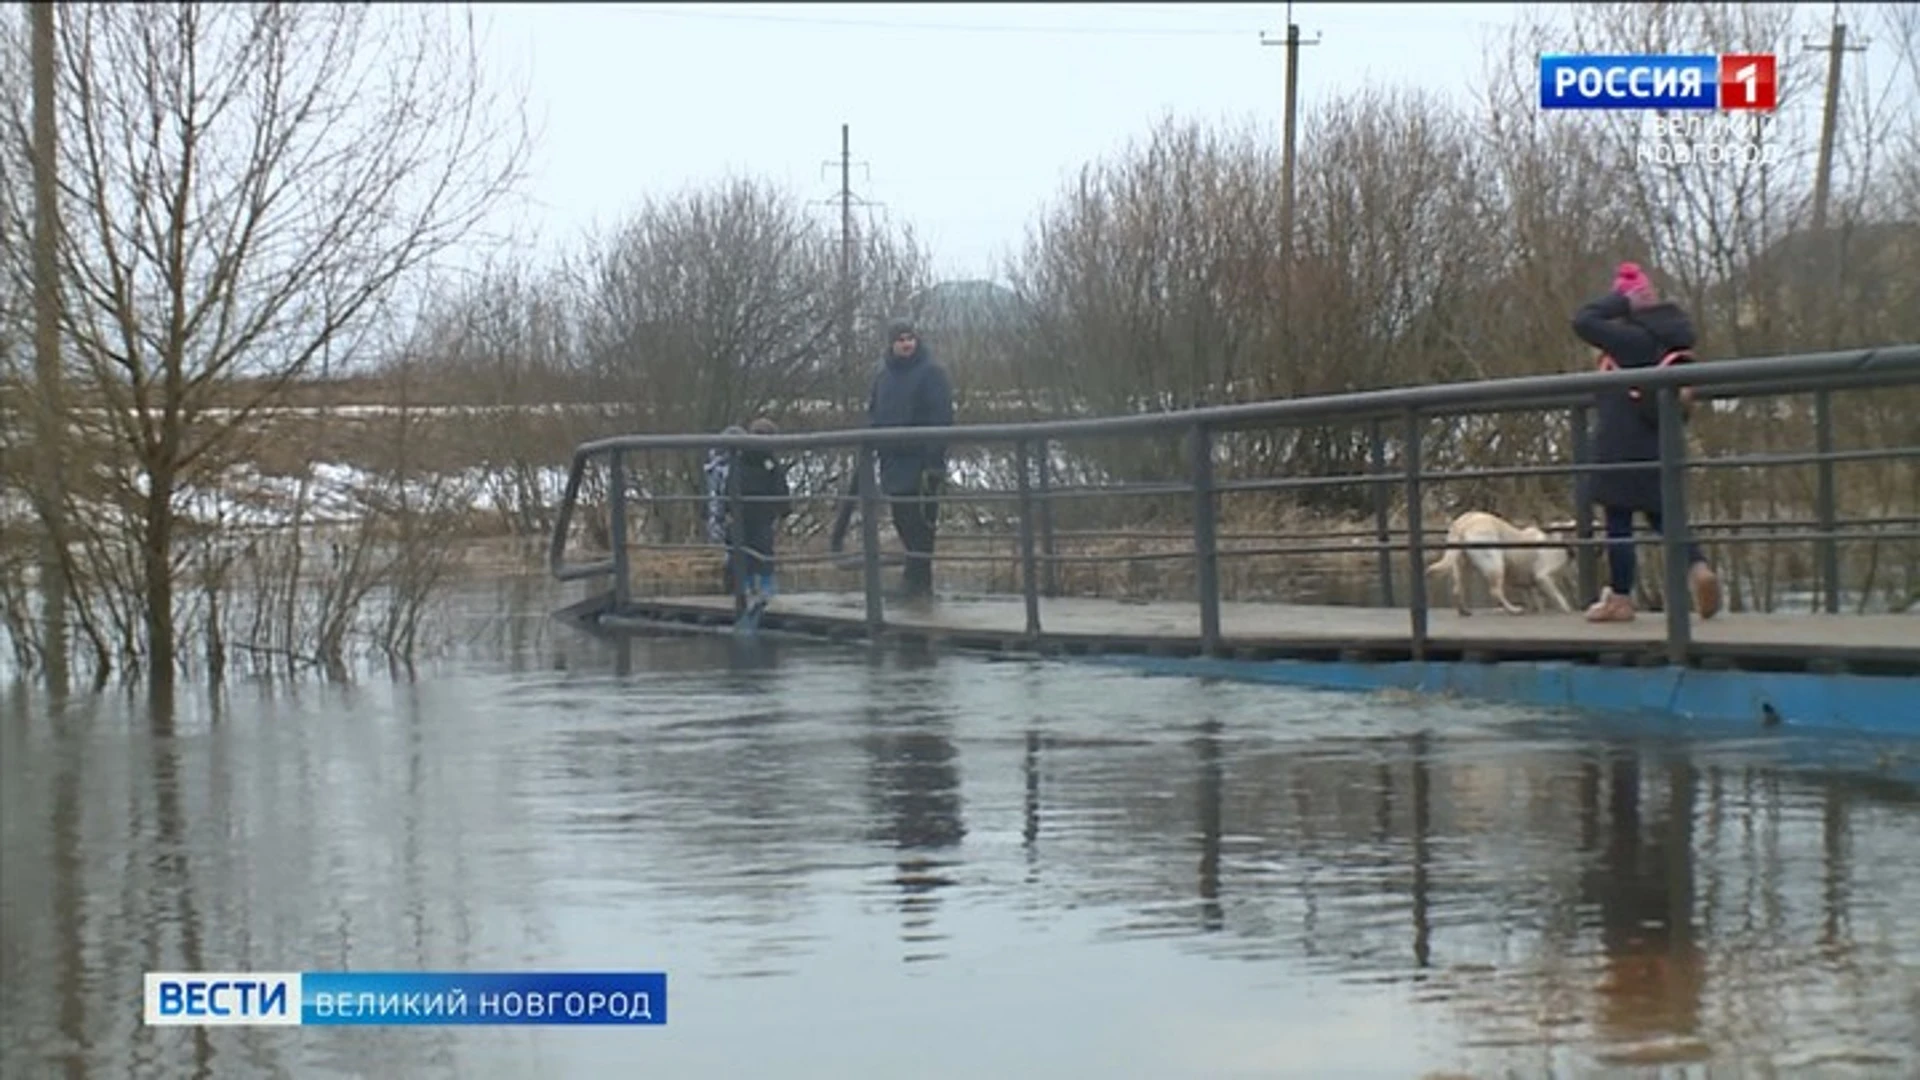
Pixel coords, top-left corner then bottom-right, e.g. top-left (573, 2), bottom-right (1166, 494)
top-left (864, 318), bottom-right (954, 600)
top-left (1571, 262), bottom-right (1722, 623)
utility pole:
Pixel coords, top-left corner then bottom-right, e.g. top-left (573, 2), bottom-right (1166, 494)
top-left (817, 126), bottom-right (881, 549)
top-left (30, 0), bottom-right (68, 696)
top-left (1261, 4), bottom-right (1320, 378)
top-left (1805, 15), bottom-right (1866, 233)
top-left (818, 125), bottom-right (876, 404)
top-left (839, 124), bottom-right (854, 387)
top-left (1805, 12), bottom-right (1867, 348)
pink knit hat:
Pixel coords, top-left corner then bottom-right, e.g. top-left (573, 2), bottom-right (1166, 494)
top-left (1613, 262), bottom-right (1658, 308)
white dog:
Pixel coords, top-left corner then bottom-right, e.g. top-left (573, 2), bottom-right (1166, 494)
top-left (1425, 510), bottom-right (1577, 616)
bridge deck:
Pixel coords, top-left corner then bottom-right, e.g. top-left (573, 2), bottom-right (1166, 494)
top-left (593, 592), bottom-right (1920, 676)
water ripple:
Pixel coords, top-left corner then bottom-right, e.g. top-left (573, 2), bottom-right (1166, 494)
top-left (4, 596), bottom-right (1919, 1079)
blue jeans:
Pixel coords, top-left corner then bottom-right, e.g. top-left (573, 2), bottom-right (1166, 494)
top-left (1604, 506), bottom-right (1707, 594)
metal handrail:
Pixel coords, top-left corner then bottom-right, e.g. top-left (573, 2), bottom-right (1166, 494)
top-left (550, 344), bottom-right (1920, 661)
top-left (565, 349), bottom-right (1917, 457)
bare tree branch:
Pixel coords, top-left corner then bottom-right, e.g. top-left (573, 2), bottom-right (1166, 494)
top-left (0, 1), bottom-right (530, 683)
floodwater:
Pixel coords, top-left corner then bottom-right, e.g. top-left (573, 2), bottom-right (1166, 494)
top-left (4, 580), bottom-right (1919, 1079)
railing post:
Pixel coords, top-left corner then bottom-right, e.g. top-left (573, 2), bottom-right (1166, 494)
top-left (1191, 424), bottom-right (1222, 656)
top-left (727, 446), bottom-right (747, 619)
top-left (1403, 411), bottom-right (1428, 660)
top-left (1814, 388), bottom-right (1840, 614)
top-left (1370, 418), bottom-right (1395, 607)
top-left (607, 450), bottom-right (630, 608)
top-left (1571, 404), bottom-right (1599, 606)
top-left (1657, 387), bottom-right (1693, 665)
top-left (1016, 439), bottom-right (1042, 638)
top-left (857, 441), bottom-right (885, 634)
top-left (1036, 438), bottom-right (1058, 598)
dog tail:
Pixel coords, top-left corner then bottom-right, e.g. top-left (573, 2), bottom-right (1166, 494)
top-left (1424, 549), bottom-right (1455, 576)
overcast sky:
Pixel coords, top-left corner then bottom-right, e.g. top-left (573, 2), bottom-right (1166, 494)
top-left (468, 3), bottom-right (1527, 283)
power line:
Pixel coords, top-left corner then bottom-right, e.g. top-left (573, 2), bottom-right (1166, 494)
top-left (625, 3), bottom-right (1511, 36)
top-left (626, 5), bottom-right (1253, 37)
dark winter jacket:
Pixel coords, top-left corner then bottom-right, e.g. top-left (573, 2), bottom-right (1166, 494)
top-left (734, 449), bottom-right (791, 552)
top-left (708, 446), bottom-right (791, 551)
top-left (867, 342), bottom-right (955, 497)
top-left (1571, 293), bottom-right (1698, 513)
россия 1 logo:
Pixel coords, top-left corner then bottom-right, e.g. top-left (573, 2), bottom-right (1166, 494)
top-left (1539, 54), bottom-right (1778, 111)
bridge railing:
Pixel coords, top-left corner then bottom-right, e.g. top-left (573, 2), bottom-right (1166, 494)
top-left (549, 345), bottom-right (1920, 665)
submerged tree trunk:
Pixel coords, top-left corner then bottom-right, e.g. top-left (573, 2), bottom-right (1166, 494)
top-left (30, 0), bottom-right (68, 695)
top-left (143, 466), bottom-right (175, 690)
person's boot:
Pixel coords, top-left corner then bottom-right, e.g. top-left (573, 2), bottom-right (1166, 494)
top-left (1689, 561), bottom-right (1721, 619)
top-left (1585, 588), bottom-right (1636, 623)
top-left (887, 570), bottom-right (933, 604)
top-left (742, 574), bottom-right (769, 621)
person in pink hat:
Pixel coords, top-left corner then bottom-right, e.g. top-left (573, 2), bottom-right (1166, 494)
top-left (1570, 262), bottom-right (1722, 622)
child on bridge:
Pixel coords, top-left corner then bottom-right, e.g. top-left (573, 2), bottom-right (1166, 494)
top-left (703, 417), bottom-right (792, 609)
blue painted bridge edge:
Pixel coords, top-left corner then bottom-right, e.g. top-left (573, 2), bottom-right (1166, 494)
top-left (1086, 653), bottom-right (1919, 738)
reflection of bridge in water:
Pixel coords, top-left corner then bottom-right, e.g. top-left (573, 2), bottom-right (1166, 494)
top-left (547, 634), bottom-right (1920, 1072)
top-left (1120, 725), bottom-right (1920, 1072)
top-left (10, 601), bottom-right (1913, 1078)
top-left (553, 346), bottom-right (1920, 729)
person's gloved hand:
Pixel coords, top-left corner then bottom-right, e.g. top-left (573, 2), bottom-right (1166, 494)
top-left (917, 466), bottom-right (944, 498)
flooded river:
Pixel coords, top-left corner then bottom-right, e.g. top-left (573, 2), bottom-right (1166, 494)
top-left (4, 580), bottom-right (1918, 1078)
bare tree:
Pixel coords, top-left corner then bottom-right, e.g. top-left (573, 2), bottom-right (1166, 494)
top-left (1286, 87), bottom-right (1508, 513)
top-left (581, 178), bottom-right (930, 433)
top-left (1006, 104), bottom-right (1498, 515)
top-left (0, 209), bottom-right (34, 673)
top-left (1007, 116), bottom-right (1284, 500)
top-left (402, 255), bottom-right (585, 538)
top-left (0, 2), bottom-right (528, 687)
top-left (1888, 1), bottom-right (1920, 225)
top-left (582, 176), bottom-right (838, 437)
top-left (576, 176), bottom-right (931, 543)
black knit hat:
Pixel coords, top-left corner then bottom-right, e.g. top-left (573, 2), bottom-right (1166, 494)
top-left (887, 317), bottom-right (916, 340)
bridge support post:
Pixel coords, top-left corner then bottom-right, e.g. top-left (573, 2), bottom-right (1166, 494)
top-left (1016, 439), bottom-right (1042, 638)
top-left (1191, 424), bottom-right (1222, 656)
top-left (1814, 389), bottom-right (1840, 613)
top-left (857, 442), bottom-right (885, 634)
top-left (1571, 404), bottom-right (1600, 605)
top-left (1403, 411), bottom-right (1429, 661)
top-left (1370, 419), bottom-right (1395, 607)
top-left (1658, 387), bottom-right (1693, 665)
top-left (1036, 438), bottom-right (1058, 598)
top-left (727, 446), bottom-right (747, 620)
top-left (608, 450), bottom-right (630, 609)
